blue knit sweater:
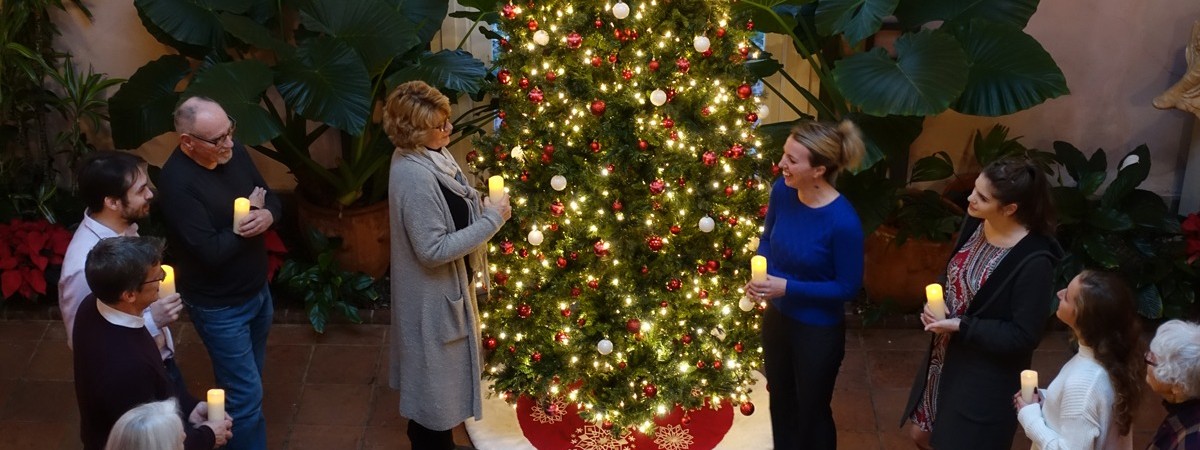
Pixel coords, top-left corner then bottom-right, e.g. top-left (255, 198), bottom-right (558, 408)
top-left (756, 178), bottom-right (864, 326)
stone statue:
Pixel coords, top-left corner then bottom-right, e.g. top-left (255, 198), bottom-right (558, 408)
top-left (1154, 21), bottom-right (1200, 116)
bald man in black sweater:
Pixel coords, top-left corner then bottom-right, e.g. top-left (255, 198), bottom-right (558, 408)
top-left (73, 237), bottom-right (231, 450)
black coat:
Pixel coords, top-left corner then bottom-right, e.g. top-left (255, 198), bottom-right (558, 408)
top-left (901, 217), bottom-right (1063, 450)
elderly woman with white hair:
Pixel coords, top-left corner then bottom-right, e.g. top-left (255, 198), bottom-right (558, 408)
top-left (1145, 320), bottom-right (1200, 450)
top-left (105, 399), bottom-right (185, 450)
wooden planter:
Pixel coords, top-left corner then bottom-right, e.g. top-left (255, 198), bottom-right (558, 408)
top-left (295, 197), bottom-right (390, 279)
top-left (863, 225), bottom-right (959, 311)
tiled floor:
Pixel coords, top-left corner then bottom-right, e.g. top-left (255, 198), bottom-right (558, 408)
top-left (0, 319), bottom-right (1169, 449)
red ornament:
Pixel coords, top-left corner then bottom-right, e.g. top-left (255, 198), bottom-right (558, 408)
top-left (541, 152), bottom-right (552, 164)
top-left (723, 247), bottom-right (734, 259)
top-left (613, 28), bottom-right (625, 40)
top-left (705, 260), bottom-right (719, 272)
top-left (649, 179), bottom-right (666, 195)
top-left (746, 20), bottom-right (755, 30)
top-left (555, 331), bottom-right (568, 343)
top-left (724, 186), bottom-right (734, 197)
top-left (702, 151), bottom-right (717, 166)
top-left (669, 131), bottom-right (679, 140)
top-left (712, 360), bottom-right (722, 370)
top-left (543, 143), bottom-right (554, 154)
top-left (570, 286), bottom-right (581, 297)
top-left (518, 77), bottom-right (530, 89)
top-left (594, 19), bottom-right (603, 29)
top-left (528, 87), bottom-right (544, 103)
top-left (745, 179), bottom-right (757, 189)
top-left (508, 345), bottom-right (517, 353)
top-left (570, 252), bottom-right (578, 260)
top-left (618, 361), bottom-right (627, 369)
top-left (484, 336), bottom-right (498, 350)
top-left (666, 88), bottom-right (676, 102)
top-left (591, 56), bottom-right (603, 67)
top-left (643, 384), bottom-right (658, 398)
top-left (676, 57), bottom-right (691, 73)
top-left (500, 38), bottom-right (511, 50)
top-left (676, 177), bottom-right (686, 187)
top-left (527, 19), bottom-right (538, 31)
top-left (566, 32), bottom-right (582, 48)
top-left (739, 46), bottom-right (750, 57)
top-left (497, 111), bottom-right (507, 120)
top-left (577, 317), bottom-right (586, 327)
top-left (602, 420), bottom-right (614, 430)
top-left (699, 290), bottom-right (709, 299)
top-left (716, 27), bottom-right (727, 38)
top-left (697, 264), bottom-right (708, 275)
top-left (608, 53), bottom-right (618, 64)
top-left (637, 139), bottom-right (649, 151)
top-left (681, 334), bottom-right (692, 345)
top-left (501, 4), bottom-right (516, 19)
top-left (730, 143), bottom-right (745, 159)
top-left (590, 100), bottom-right (606, 116)
top-left (593, 240), bottom-right (610, 256)
top-left (550, 200), bottom-right (565, 216)
top-left (560, 306), bottom-right (571, 316)
top-left (531, 352), bottom-right (542, 362)
top-left (701, 105), bottom-right (712, 116)
top-left (556, 257), bottom-right (568, 268)
top-left (740, 402), bottom-right (756, 416)
top-left (702, 48), bottom-right (713, 58)
top-left (606, 163), bottom-right (615, 172)
top-left (660, 300), bottom-right (669, 307)
top-left (498, 69), bottom-right (512, 84)
top-left (746, 112), bottom-right (759, 122)
top-left (681, 415), bottom-right (692, 425)
top-left (666, 278), bottom-right (682, 291)
top-left (494, 272), bottom-right (509, 285)
top-left (622, 69), bottom-right (633, 80)
top-left (727, 216), bottom-right (738, 225)
top-left (501, 240), bottom-right (515, 254)
top-left (626, 318), bottom-right (641, 333)
top-left (640, 265), bottom-right (650, 275)
top-left (661, 116), bottom-right (674, 128)
top-left (771, 163), bottom-right (781, 176)
top-left (670, 225), bottom-right (681, 234)
top-left (696, 360), bottom-right (706, 369)
top-left (759, 204), bottom-right (769, 218)
top-left (465, 150), bottom-right (478, 162)
top-left (517, 303), bottom-right (532, 318)
top-left (612, 199), bottom-right (623, 211)
top-left (590, 140), bottom-right (601, 152)
top-left (520, 170), bottom-right (530, 182)
top-left (737, 83), bottom-right (752, 99)
top-left (588, 279), bottom-right (600, 289)
top-left (649, 59), bottom-right (660, 71)
top-left (546, 71), bottom-right (557, 82)
top-left (518, 247), bottom-right (528, 258)
top-left (647, 235), bottom-right (663, 251)
top-left (734, 342), bottom-right (745, 353)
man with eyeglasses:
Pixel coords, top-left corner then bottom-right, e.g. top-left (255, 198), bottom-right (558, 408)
top-left (73, 236), bottom-right (231, 450)
top-left (59, 151), bottom-right (184, 387)
top-left (158, 96), bottom-right (281, 450)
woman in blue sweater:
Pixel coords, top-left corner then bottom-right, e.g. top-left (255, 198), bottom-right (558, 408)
top-left (745, 120), bottom-right (865, 450)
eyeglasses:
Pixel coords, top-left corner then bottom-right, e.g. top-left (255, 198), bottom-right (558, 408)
top-left (189, 116), bottom-right (237, 147)
top-left (140, 269), bottom-right (166, 286)
top-left (436, 120), bottom-right (452, 133)
top-left (1145, 351), bottom-right (1158, 367)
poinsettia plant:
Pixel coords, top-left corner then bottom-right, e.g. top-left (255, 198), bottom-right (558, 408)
top-left (0, 219), bottom-right (72, 301)
top-left (265, 229), bottom-right (288, 282)
top-left (1185, 213), bottom-right (1200, 265)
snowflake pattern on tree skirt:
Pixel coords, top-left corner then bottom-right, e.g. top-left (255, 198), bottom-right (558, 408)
top-left (531, 397), bottom-right (568, 424)
top-left (570, 424), bottom-right (636, 450)
top-left (652, 425), bottom-right (694, 450)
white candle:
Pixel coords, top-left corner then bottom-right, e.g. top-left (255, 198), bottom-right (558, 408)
top-left (207, 389), bottom-right (225, 422)
top-left (1020, 370), bottom-right (1038, 404)
top-left (750, 255), bottom-right (767, 283)
top-left (159, 265), bottom-right (175, 298)
top-left (926, 283), bottom-right (946, 320)
top-left (488, 176), bottom-right (504, 202)
top-left (233, 197), bottom-right (250, 231)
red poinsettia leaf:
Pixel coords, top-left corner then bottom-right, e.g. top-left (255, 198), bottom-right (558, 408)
top-left (49, 255), bottom-right (64, 265)
top-left (30, 253), bottom-right (49, 271)
top-left (24, 267), bottom-right (46, 294)
top-left (1184, 214), bottom-right (1200, 234)
top-left (1, 270), bottom-right (22, 298)
top-left (267, 257), bottom-right (283, 282)
top-left (264, 229), bottom-right (288, 254)
top-left (25, 230), bottom-right (47, 254)
top-left (0, 255), bottom-right (17, 270)
top-left (49, 229), bottom-right (71, 255)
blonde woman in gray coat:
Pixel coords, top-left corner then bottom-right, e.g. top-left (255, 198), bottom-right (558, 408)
top-left (384, 80), bottom-right (511, 450)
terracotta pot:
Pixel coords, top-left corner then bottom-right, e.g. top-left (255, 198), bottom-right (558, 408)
top-left (863, 225), bottom-right (958, 311)
top-left (295, 197), bottom-right (390, 278)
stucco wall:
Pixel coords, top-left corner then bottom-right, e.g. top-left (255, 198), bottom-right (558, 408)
top-left (50, 1), bottom-right (1200, 209)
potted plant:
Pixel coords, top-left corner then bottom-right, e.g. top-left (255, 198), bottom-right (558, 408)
top-left (0, 218), bottom-right (72, 305)
top-left (1051, 142), bottom-right (1197, 319)
top-left (275, 228), bottom-right (380, 333)
top-left (108, 0), bottom-right (498, 277)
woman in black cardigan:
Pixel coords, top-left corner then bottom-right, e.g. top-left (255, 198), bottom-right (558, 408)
top-left (901, 158), bottom-right (1063, 449)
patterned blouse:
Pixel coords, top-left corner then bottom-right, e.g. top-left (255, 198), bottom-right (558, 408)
top-left (911, 226), bottom-right (1013, 431)
top-left (1149, 399), bottom-right (1200, 450)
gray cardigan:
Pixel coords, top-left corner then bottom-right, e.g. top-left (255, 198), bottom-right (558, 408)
top-left (387, 151), bottom-right (504, 430)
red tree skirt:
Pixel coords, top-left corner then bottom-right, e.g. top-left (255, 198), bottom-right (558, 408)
top-left (516, 396), bottom-right (734, 450)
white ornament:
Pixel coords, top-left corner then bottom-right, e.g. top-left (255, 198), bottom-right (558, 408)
top-left (757, 103), bottom-right (771, 119)
top-left (693, 36), bottom-right (711, 53)
top-left (649, 89), bottom-right (668, 107)
top-left (612, 1), bottom-right (630, 19)
top-left (597, 339), bottom-right (614, 355)
top-left (748, 236), bottom-right (760, 251)
top-left (739, 295), bottom-right (755, 312)
top-left (533, 30), bottom-right (550, 46)
top-left (698, 216), bottom-right (715, 233)
top-left (527, 228), bottom-right (544, 246)
top-left (550, 175), bottom-right (567, 191)
top-left (511, 146), bottom-right (525, 162)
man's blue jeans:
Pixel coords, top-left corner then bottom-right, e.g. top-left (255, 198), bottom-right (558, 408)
top-left (187, 284), bottom-right (272, 450)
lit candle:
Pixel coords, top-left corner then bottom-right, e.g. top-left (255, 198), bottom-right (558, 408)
top-left (926, 283), bottom-right (946, 320)
top-left (750, 255), bottom-right (767, 283)
top-left (1020, 370), bottom-right (1038, 404)
top-left (159, 265), bottom-right (175, 298)
top-left (207, 389), bottom-right (225, 422)
top-left (488, 176), bottom-right (504, 202)
top-left (233, 197), bottom-right (250, 231)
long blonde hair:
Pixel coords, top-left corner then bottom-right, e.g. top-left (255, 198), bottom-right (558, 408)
top-left (788, 120), bottom-right (865, 183)
top-left (382, 81), bottom-right (452, 153)
top-left (104, 399), bottom-right (184, 450)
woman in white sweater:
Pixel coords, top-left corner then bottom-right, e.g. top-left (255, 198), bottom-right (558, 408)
top-left (1014, 270), bottom-right (1145, 450)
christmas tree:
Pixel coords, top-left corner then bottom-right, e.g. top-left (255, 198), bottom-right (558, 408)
top-left (471, 0), bottom-right (771, 433)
